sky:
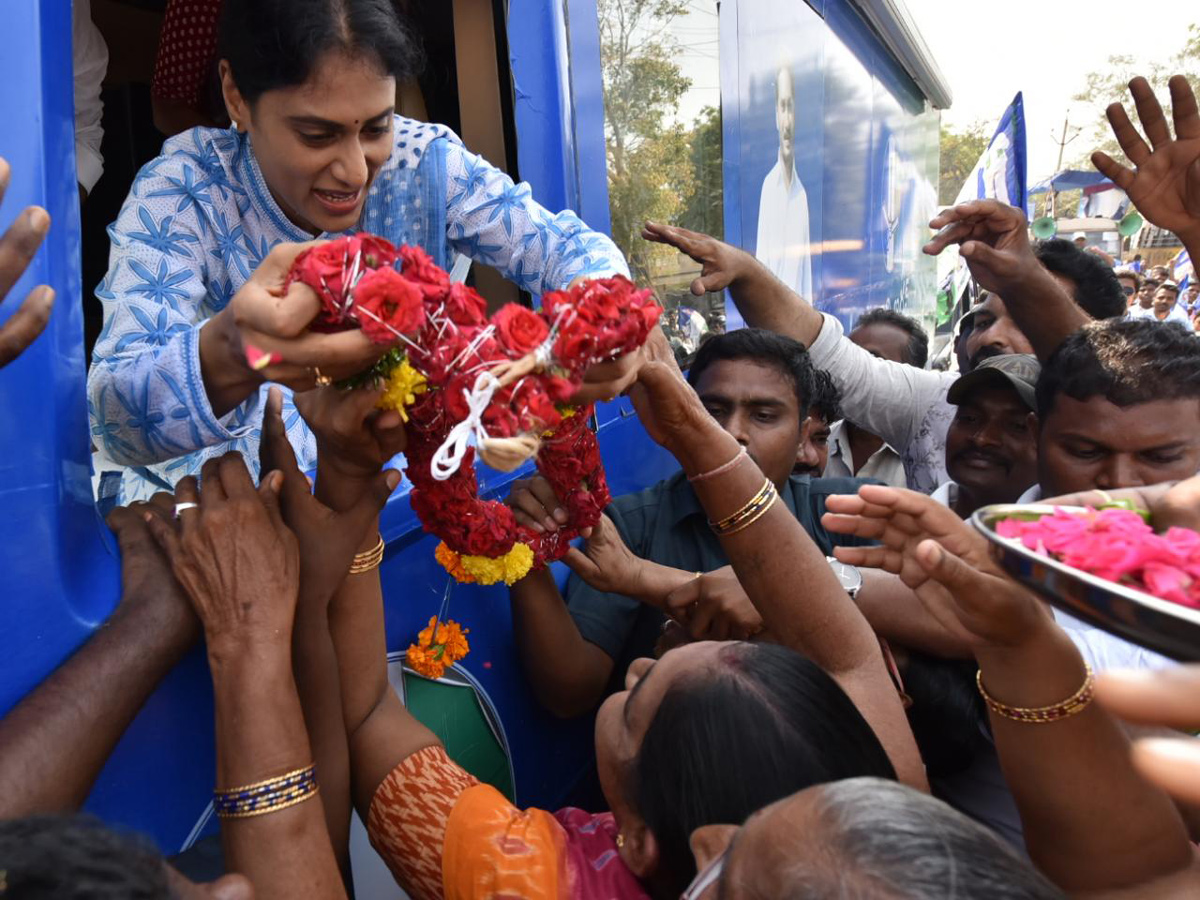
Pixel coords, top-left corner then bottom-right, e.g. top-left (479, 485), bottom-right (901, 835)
top-left (903, 0), bottom-right (1197, 182)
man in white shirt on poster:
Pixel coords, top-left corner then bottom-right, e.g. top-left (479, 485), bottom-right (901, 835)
top-left (756, 66), bottom-right (813, 302)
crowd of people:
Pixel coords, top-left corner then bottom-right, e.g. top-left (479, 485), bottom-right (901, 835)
top-left (4, 0), bottom-right (1200, 897)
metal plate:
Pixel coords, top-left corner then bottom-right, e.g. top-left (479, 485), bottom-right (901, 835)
top-left (972, 504), bottom-right (1200, 662)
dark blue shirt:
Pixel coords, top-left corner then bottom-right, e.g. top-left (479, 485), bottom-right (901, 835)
top-left (566, 470), bottom-right (876, 687)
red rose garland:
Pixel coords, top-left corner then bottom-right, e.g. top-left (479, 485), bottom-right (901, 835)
top-left (281, 234), bottom-right (661, 586)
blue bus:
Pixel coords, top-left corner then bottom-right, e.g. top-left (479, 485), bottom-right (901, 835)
top-left (0, 0), bottom-right (945, 881)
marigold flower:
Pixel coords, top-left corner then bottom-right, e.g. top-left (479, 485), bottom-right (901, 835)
top-left (405, 615), bottom-right (471, 680)
top-left (377, 358), bottom-right (428, 420)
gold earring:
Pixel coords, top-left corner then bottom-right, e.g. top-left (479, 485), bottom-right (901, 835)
top-left (616, 833), bottom-right (625, 849)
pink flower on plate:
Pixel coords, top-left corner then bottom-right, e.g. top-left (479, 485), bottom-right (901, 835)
top-left (997, 506), bottom-right (1200, 610)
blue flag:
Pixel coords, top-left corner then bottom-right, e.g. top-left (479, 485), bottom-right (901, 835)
top-left (953, 93), bottom-right (1028, 213)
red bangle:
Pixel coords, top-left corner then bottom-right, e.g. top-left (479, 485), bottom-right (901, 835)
top-left (976, 665), bottom-right (1095, 724)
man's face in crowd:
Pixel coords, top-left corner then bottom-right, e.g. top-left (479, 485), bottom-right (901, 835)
top-left (962, 293), bottom-right (1035, 371)
top-left (1153, 286), bottom-right (1179, 316)
top-left (1138, 280), bottom-right (1160, 309)
top-left (1117, 274), bottom-right (1138, 306)
top-left (694, 358), bottom-right (807, 487)
top-left (775, 68), bottom-right (795, 166)
top-left (848, 321), bottom-right (910, 364)
top-left (945, 385), bottom-right (1038, 501)
top-left (1039, 396), bottom-right (1200, 495)
top-left (794, 410), bottom-right (831, 477)
top-left (1185, 283), bottom-right (1200, 309)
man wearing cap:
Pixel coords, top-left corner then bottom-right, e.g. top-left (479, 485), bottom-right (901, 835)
top-left (931, 354), bottom-right (1039, 518)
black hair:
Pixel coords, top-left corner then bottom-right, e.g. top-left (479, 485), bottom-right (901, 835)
top-left (902, 652), bottom-right (990, 778)
top-left (687, 328), bottom-right (815, 414)
top-left (0, 815), bottom-right (171, 899)
top-left (632, 642), bottom-right (896, 895)
top-left (1115, 268), bottom-right (1142, 290)
top-left (1158, 281), bottom-right (1180, 295)
top-left (1036, 318), bottom-right (1200, 418)
top-left (1033, 239), bottom-right (1127, 320)
top-left (218, 0), bottom-right (423, 104)
top-left (854, 308), bottom-right (930, 368)
top-left (809, 368), bottom-right (842, 425)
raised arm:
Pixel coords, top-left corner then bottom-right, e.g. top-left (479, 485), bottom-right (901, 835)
top-left (626, 354), bottom-right (925, 788)
top-left (923, 200), bottom-right (1090, 362)
top-left (0, 495), bottom-right (198, 817)
top-left (147, 454), bottom-right (346, 900)
top-left (1093, 75), bottom-right (1200, 269)
top-left (823, 485), bottom-right (1193, 893)
top-left (257, 386), bottom-right (398, 876)
top-left (641, 221), bottom-right (951, 463)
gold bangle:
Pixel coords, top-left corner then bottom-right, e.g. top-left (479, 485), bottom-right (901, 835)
top-left (976, 665), bottom-right (1095, 724)
top-left (721, 492), bottom-right (779, 536)
top-left (710, 478), bottom-right (777, 536)
top-left (214, 764), bottom-right (319, 819)
top-left (349, 534), bottom-right (385, 574)
top-left (711, 477), bottom-right (772, 531)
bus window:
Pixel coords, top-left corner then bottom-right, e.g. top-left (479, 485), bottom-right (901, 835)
top-left (596, 0), bottom-right (723, 364)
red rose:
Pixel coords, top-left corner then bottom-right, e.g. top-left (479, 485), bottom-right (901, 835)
top-left (442, 283), bottom-right (489, 327)
top-left (289, 241), bottom-right (352, 323)
top-left (356, 235), bottom-right (399, 269)
top-left (493, 304), bottom-right (551, 356)
top-left (353, 267), bottom-right (425, 343)
top-left (399, 245), bottom-right (451, 302)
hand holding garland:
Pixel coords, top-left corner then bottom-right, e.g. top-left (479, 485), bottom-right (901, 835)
top-left (822, 484), bottom-right (1193, 894)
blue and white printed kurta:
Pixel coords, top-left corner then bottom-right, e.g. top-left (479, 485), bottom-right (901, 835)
top-left (89, 118), bottom-right (629, 504)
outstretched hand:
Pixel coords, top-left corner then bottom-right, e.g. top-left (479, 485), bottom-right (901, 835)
top-left (146, 453), bottom-right (300, 657)
top-left (641, 221), bottom-right (759, 296)
top-left (0, 158), bottom-right (54, 369)
top-left (259, 386), bottom-right (400, 607)
top-left (823, 485), bottom-right (1052, 649)
top-left (1093, 75), bottom-right (1200, 244)
top-left (294, 384), bottom-right (407, 495)
top-left (664, 566), bottom-right (764, 642)
top-left (923, 199), bottom-right (1056, 303)
top-left (561, 513), bottom-right (645, 597)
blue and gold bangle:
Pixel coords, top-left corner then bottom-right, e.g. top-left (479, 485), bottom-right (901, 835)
top-left (214, 764), bottom-right (319, 819)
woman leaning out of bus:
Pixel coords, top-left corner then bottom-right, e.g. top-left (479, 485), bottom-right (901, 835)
top-left (89, 0), bottom-right (632, 505)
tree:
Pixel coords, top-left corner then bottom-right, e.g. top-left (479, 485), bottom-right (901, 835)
top-left (938, 120), bottom-right (990, 205)
top-left (598, 0), bottom-right (694, 281)
top-left (678, 105), bottom-right (723, 240)
top-left (1069, 24), bottom-right (1200, 168)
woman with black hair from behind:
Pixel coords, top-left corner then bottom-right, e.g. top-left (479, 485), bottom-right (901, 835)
top-left (90, 0), bottom-right (635, 509)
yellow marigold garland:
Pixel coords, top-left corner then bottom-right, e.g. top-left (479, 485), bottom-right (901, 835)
top-left (433, 540), bottom-right (534, 587)
top-left (377, 358), bottom-right (428, 420)
top-left (405, 615), bottom-right (470, 680)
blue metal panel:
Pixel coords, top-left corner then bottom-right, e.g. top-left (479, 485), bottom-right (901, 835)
top-left (561, 0), bottom-right (613, 235)
top-left (0, 0), bottom-right (220, 851)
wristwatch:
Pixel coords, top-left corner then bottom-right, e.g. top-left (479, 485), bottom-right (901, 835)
top-left (826, 557), bottom-right (863, 598)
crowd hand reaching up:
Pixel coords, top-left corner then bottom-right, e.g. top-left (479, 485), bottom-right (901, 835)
top-left (259, 386), bottom-right (399, 606)
top-left (640, 221), bottom-right (759, 297)
top-left (663, 566), bottom-right (765, 642)
top-left (1093, 75), bottom-right (1200, 251)
top-left (146, 453), bottom-right (300, 660)
top-left (200, 240), bottom-right (388, 417)
top-left (294, 384), bottom-right (406, 510)
top-left (822, 485), bottom-right (1053, 649)
top-left (107, 492), bottom-right (200, 642)
top-left (0, 157), bottom-right (53, 369)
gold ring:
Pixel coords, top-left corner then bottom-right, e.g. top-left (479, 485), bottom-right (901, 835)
top-left (313, 366), bottom-right (333, 388)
